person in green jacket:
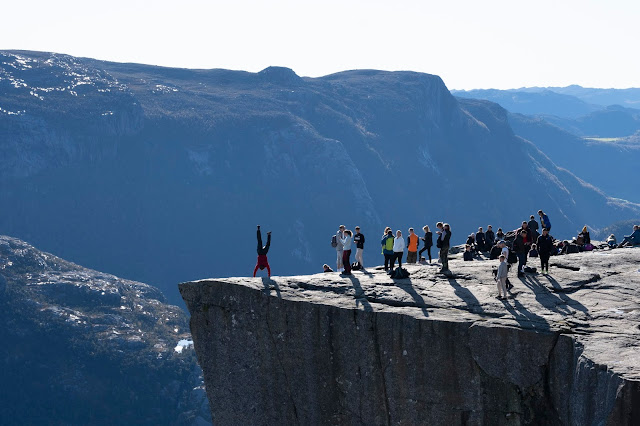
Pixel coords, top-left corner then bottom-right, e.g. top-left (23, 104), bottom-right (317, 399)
top-left (381, 228), bottom-right (395, 272)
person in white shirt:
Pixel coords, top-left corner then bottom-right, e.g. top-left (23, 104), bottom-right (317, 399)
top-left (340, 230), bottom-right (353, 275)
top-left (391, 230), bottom-right (405, 271)
top-left (495, 255), bottom-right (509, 299)
top-left (335, 225), bottom-right (345, 272)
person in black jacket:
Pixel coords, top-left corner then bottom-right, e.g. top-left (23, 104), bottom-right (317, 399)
top-left (528, 215), bottom-right (540, 242)
top-left (513, 230), bottom-right (528, 277)
top-left (437, 222), bottom-right (452, 273)
top-left (536, 228), bottom-right (553, 274)
top-left (419, 225), bottom-right (433, 263)
top-left (476, 227), bottom-right (487, 252)
top-left (353, 226), bottom-right (365, 268)
top-left (486, 225), bottom-right (496, 248)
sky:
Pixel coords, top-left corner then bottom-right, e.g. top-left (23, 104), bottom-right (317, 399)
top-left (1, 0), bottom-right (639, 90)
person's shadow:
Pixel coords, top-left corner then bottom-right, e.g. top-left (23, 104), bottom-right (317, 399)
top-left (448, 278), bottom-right (485, 314)
top-left (347, 275), bottom-right (373, 312)
top-left (501, 297), bottom-right (551, 331)
top-left (261, 277), bottom-right (281, 299)
top-left (394, 278), bottom-right (429, 318)
top-left (517, 274), bottom-right (590, 317)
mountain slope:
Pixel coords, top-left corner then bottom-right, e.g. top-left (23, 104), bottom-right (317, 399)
top-left (452, 88), bottom-right (601, 118)
top-left (0, 235), bottom-right (210, 425)
top-left (1, 50), bottom-right (639, 304)
top-left (509, 113), bottom-right (640, 201)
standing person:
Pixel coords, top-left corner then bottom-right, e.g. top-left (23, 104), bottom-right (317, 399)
top-left (486, 225), bottom-right (496, 248)
top-left (528, 215), bottom-right (540, 242)
top-left (392, 230), bottom-right (406, 271)
top-left (513, 230), bottom-right (528, 277)
top-left (437, 223), bottom-right (452, 273)
top-left (340, 230), bottom-right (353, 275)
top-left (495, 255), bottom-right (509, 299)
top-left (496, 228), bottom-right (505, 241)
top-left (253, 225), bottom-right (272, 277)
top-left (536, 228), bottom-right (553, 274)
top-left (335, 225), bottom-right (345, 272)
top-left (381, 229), bottom-right (395, 272)
top-left (476, 227), bottom-right (487, 252)
top-left (538, 210), bottom-right (551, 231)
top-left (419, 225), bottom-right (433, 263)
top-left (353, 226), bottom-right (365, 268)
top-left (406, 228), bottom-right (419, 264)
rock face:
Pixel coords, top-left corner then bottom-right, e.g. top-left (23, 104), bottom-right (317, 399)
top-left (181, 247), bottom-right (640, 425)
top-left (0, 235), bottom-right (211, 425)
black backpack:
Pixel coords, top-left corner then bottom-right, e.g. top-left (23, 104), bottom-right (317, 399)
top-left (391, 268), bottom-right (410, 279)
top-left (331, 235), bottom-right (338, 248)
top-left (507, 249), bottom-right (518, 264)
top-left (351, 262), bottom-right (362, 271)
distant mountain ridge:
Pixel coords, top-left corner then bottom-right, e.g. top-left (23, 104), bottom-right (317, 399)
top-left (1, 50), bottom-right (639, 304)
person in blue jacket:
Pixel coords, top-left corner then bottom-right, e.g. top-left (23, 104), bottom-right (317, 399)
top-left (619, 225), bottom-right (640, 247)
top-left (538, 210), bottom-right (551, 231)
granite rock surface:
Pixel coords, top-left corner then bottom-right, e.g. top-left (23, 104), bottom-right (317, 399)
top-left (180, 247), bottom-right (640, 425)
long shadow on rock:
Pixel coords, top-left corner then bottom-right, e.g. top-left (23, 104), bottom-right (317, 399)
top-left (447, 278), bottom-right (485, 314)
top-left (540, 275), bottom-right (591, 317)
top-left (501, 297), bottom-right (551, 332)
top-left (394, 278), bottom-right (429, 318)
top-left (262, 277), bottom-right (282, 299)
top-left (518, 275), bottom-right (590, 317)
top-left (347, 275), bottom-right (373, 312)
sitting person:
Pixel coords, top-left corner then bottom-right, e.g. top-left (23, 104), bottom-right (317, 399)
top-left (606, 234), bottom-right (617, 248)
top-left (489, 242), bottom-right (502, 260)
top-left (529, 243), bottom-right (539, 258)
top-left (496, 228), bottom-right (505, 241)
top-left (577, 226), bottom-right (591, 246)
top-left (463, 244), bottom-right (473, 261)
top-left (323, 264), bottom-right (334, 273)
top-left (619, 225), bottom-right (640, 247)
top-left (466, 234), bottom-right (476, 252)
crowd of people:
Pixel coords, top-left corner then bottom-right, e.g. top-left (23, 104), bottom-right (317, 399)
top-left (329, 222), bottom-right (452, 276)
top-left (253, 212), bottom-right (640, 293)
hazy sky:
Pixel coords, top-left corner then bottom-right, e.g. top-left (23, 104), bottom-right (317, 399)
top-left (2, 0), bottom-right (638, 90)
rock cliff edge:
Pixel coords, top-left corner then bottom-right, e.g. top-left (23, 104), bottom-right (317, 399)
top-left (180, 249), bottom-right (640, 425)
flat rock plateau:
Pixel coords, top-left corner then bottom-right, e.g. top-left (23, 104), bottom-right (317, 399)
top-left (180, 247), bottom-right (640, 425)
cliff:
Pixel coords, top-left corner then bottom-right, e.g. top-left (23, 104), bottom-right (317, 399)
top-left (180, 248), bottom-right (640, 425)
top-left (0, 235), bottom-right (211, 425)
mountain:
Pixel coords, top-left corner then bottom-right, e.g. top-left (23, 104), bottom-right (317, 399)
top-left (529, 85), bottom-right (640, 109)
top-left (0, 235), bottom-right (211, 425)
top-left (508, 113), bottom-right (640, 202)
top-left (451, 88), bottom-right (601, 118)
top-left (539, 105), bottom-right (640, 138)
top-left (1, 50), bottom-right (639, 305)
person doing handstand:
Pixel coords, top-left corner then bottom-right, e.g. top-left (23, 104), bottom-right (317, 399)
top-left (253, 225), bottom-right (271, 277)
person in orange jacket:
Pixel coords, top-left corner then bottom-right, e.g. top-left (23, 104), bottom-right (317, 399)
top-left (406, 228), bottom-right (420, 264)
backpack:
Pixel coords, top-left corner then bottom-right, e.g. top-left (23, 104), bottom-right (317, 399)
top-left (391, 268), bottom-right (410, 279)
top-left (507, 249), bottom-right (518, 264)
top-left (436, 236), bottom-right (442, 249)
top-left (331, 235), bottom-right (338, 248)
top-left (351, 261), bottom-right (362, 271)
top-left (524, 266), bottom-right (537, 273)
top-left (584, 243), bottom-right (594, 251)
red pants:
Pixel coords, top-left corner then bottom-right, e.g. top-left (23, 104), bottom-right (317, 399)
top-left (253, 255), bottom-right (271, 277)
top-left (342, 250), bottom-right (351, 274)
